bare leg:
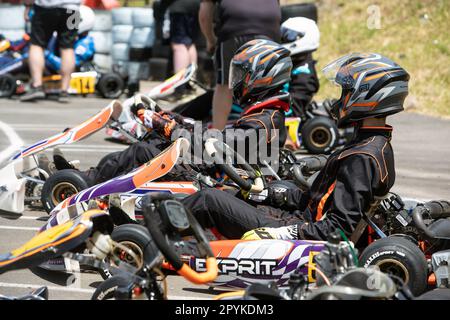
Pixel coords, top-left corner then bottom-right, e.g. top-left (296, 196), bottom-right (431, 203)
top-left (28, 44), bottom-right (45, 87)
top-left (187, 44), bottom-right (198, 65)
top-left (212, 84), bottom-right (233, 130)
top-left (171, 43), bottom-right (190, 73)
top-left (60, 48), bottom-right (75, 92)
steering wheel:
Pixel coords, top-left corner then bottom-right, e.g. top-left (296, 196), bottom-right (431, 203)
top-left (204, 138), bottom-right (264, 193)
top-left (141, 193), bottom-right (218, 285)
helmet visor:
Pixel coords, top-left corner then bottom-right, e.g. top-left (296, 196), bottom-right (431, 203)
top-left (228, 61), bottom-right (247, 90)
top-left (322, 53), bottom-right (368, 89)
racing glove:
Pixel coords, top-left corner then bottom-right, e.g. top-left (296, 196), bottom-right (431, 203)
top-left (241, 225), bottom-right (299, 240)
top-left (135, 109), bottom-right (177, 138)
top-left (248, 185), bottom-right (288, 208)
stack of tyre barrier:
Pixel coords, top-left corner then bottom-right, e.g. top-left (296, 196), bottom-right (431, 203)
top-left (0, 5), bottom-right (26, 42)
top-left (91, 10), bottom-right (113, 71)
top-left (111, 7), bottom-right (155, 83)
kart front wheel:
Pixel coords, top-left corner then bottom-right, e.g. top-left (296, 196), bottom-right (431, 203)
top-left (99, 224), bottom-right (161, 280)
top-left (41, 169), bottom-right (89, 214)
top-left (300, 116), bottom-right (338, 154)
top-left (97, 73), bottom-right (125, 99)
top-left (359, 236), bottom-right (428, 296)
top-left (0, 74), bottom-right (17, 98)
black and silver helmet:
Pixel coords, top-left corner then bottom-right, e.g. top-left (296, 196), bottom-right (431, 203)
top-left (229, 39), bottom-right (293, 106)
top-left (322, 53), bottom-right (409, 128)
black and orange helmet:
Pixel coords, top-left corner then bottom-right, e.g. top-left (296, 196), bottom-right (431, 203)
top-left (322, 53), bottom-right (410, 128)
top-left (229, 39), bottom-right (292, 106)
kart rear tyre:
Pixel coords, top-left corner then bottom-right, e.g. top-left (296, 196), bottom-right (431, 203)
top-left (41, 169), bottom-right (89, 214)
top-left (300, 116), bottom-right (338, 154)
top-left (0, 74), bottom-right (17, 98)
top-left (99, 224), bottom-right (160, 280)
top-left (359, 236), bottom-right (428, 296)
top-left (97, 73), bottom-right (125, 99)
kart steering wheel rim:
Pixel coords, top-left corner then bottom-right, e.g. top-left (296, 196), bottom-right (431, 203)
top-left (204, 138), bottom-right (264, 193)
top-left (142, 195), bottom-right (218, 285)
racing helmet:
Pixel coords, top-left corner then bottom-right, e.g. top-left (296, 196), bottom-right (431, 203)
top-left (322, 53), bottom-right (409, 128)
top-left (229, 39), bottom-right (293, 106)
top-left (77, 5), bottom-right (96, 35)
top-left (281, 17), bottom-right (320, 56)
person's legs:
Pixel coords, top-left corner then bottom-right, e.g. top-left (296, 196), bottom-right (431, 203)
top-left (171, 43), bottom-right (190, 73)
top-left (212, 84), bottom-right (233, 129)
top-left (56, 7), bottom-right (78, 96)
top-left (182, 188), bottom-right (287, 239)
top-left (59, 48), bottom-right (75, 92)
top-left (187, 44), bottom-right (197, 65)
top-left (28, 44), bottom-right (45, 87)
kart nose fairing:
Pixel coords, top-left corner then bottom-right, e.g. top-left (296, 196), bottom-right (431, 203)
top-left (0, 210), bottom-right (110, 275)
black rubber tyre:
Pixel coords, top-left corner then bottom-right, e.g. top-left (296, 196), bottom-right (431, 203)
top-left (0, 74), bottom-right (17, 98)
top-left (359, 236), bottom-right (428, 296)
top-left (99, 224), bottom-right (160, 280)
top-left (281, 3), bottom-right (318, 23)
top-left (41, 169), bottom-right (89, 214)
top-left (300, 116), bottom-right (339, 154)
top-left (91, 275), bottom-right (131, 300)
top-left (97, 73), bottom-right (125, 99)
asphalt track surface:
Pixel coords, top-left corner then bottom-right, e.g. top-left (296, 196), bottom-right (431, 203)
top-left (0, 96), bottom-right (449, 300)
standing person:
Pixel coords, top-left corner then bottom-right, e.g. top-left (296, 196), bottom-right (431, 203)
top-left (161, 0), bottom-right (201, 73)
top-left (21, 0), bottom-right (81, 102)
top-left (199, 0), bottom-right (281, 129)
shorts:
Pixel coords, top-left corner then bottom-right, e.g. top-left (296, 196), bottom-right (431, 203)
top-left (30, 5), bottom-right (78, 49)
top-left (214, 34), bottom-right (269, 85)
top-left (169, 13), bottom-right (199, 46)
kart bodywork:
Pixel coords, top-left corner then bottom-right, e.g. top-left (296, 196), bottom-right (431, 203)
top-left (0, 101), bottom-right (122, 213)
top-left (0, 209), bottom-right (111, 275)
top-left (43, 138), bottom-right (192, 230)
top-left (185, 239), bottom-right (326, 288)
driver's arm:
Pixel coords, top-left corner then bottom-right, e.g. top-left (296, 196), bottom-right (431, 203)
top-left (297, 155), bottom-right (381, 240)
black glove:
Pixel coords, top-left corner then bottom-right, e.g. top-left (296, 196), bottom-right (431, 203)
top-left (248, 185), bottom-right (289, 207)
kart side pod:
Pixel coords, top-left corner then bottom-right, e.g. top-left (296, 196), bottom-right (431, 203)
top-left (0, 160), bottom-right (26, 213)
top-left (186, 239), bottom-right (327, 288)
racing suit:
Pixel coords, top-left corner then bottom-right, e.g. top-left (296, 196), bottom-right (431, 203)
top-left (45, 34), bottom-right (95, 72)
top-left (181, 125), bottom-right (395, 240)
top-left (288, 53), bottom-right (319, 117)
top-left (80, 93), bottom-right (289, 184)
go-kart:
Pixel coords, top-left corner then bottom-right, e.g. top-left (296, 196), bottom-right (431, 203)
top-left (0, 34), bottom-right (125, 99)
top-left (0, 100), bottom-right (123, 214)
top-left (0, 201), bottom-right (217, 300)
top-left (105, 63), bottom-right (352, 154)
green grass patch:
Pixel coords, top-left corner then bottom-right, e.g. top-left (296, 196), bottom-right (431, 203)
top-left (306, 0), bottom-right (450, 117)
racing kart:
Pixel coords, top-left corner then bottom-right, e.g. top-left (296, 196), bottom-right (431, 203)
top-left (0, 201), bottom-right (218, 300)
top-left (105, 63), bottom-right (352, 154)
top-left (0, 34), bottom-right (125, 99)
top-left (0, 100), bottom-right (123, 214)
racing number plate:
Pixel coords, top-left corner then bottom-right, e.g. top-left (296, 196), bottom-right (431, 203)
top-left (69, 71), bottom-right (97, 94)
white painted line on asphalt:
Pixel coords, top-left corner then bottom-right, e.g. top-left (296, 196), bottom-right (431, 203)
top-left (0, 282), bottom-right (94, 295)
top-left (0, 282), bottom-right (209, 300)
top-left (0, 120), bottom-right (24, 164)
top-left (0, 215), bottom-right (44, 221)
top-left (0, 226), bottom-right (40, 231)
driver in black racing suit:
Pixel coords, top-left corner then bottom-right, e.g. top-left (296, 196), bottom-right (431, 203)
top-left (55, 39), bottom-right (292, 185)
top-left (181, 53), bottom-right (410, 241)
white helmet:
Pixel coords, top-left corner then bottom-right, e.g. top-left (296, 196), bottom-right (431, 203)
top-left (281, 17), bottom-right (320, 56)
top-left (77, 5), bottom-right (96, 34)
